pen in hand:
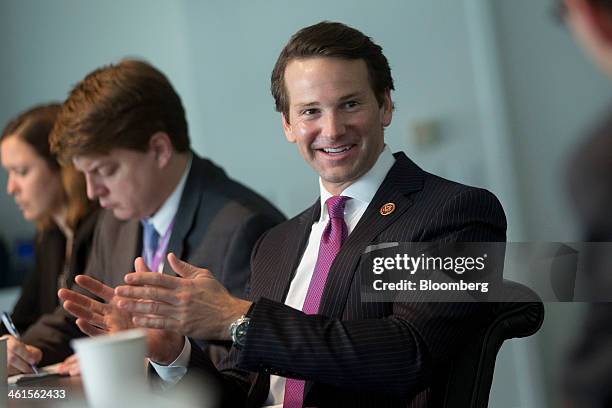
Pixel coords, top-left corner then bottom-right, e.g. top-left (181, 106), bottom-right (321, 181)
top-left (1, 311), bottom-right (40, 374)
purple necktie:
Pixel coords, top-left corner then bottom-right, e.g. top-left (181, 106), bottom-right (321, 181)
top-left (283, 195), bottom-right (350, 408)
top-left (142, 220), bottom-right (160, 270)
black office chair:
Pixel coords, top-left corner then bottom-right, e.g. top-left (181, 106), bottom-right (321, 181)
top-left (433, 280), bottom-right (545, 407)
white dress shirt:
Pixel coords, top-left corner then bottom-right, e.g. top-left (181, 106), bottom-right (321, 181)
top-left (142, 156), bottom-right (192, 272)
top-left (145, 156), bottom-right (194, 383)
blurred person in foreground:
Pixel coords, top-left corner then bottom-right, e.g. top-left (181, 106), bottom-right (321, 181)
top-left (0, 103), bottom-right (99, 375)
top-left (557, 0), bottom-right (612, 406)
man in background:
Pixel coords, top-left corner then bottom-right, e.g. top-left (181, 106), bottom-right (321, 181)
top-left (10, 59), bottom-right (285, 375)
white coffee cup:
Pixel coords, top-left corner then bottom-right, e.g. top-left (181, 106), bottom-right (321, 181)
top-left (71, 329), bottom-right (147, 408)
top-left (0, 337), bottom-right (7, 408)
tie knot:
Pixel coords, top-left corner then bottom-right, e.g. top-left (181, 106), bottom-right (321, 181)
top-left (325, 195), bottom-right (350, 219)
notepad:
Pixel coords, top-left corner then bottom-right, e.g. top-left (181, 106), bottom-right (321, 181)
top-left (7, 362), bottom-right (68, 385)
top-left (8, 371), bottom-right (65, 385)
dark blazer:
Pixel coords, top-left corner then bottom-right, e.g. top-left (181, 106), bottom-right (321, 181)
top-left (189, 152), bottom-right (507, 407)
top-left (0, 207), bottom-right (100, 336)
top-left (22, 154), bottom-right (285, 365)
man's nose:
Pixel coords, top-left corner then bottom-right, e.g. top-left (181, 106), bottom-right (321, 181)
top-left (322, 111), bottom-right (346, 139)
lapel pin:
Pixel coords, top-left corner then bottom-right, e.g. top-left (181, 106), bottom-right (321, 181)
top-left (380, 202), bottom-right (396, 216)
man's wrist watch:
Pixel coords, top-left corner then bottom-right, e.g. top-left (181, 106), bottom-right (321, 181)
top-left (229, 315), bottom-right (251, 349)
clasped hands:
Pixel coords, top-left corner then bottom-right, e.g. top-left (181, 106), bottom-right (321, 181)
top-left (59, 253), bottom-right (251, 365)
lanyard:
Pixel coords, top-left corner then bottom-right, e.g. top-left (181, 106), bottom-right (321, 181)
top-left (144, 219), bottom-right (175, 273)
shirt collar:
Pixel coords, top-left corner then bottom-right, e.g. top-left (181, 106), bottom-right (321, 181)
top-left (143, 155), bottom-right (192, 235)
top-left (318, 145), bottom-right (395, 221)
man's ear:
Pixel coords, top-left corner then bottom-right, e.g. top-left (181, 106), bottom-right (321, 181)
top-left (148, 132), bottom-right (173, 168)
top-left (569, 0), bottom-right (612, 44)
top-left (282, 113), bottom-right (296, 143)
top-left (380, 89), bottom-right (393, 128)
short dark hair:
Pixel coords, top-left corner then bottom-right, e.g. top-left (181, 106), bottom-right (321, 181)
top-left (1, 103), bottom-right (96, 231)
top-left (271, 21), bottom-right (394, 119)
top-left (50, 59), bottom-right (190, 163)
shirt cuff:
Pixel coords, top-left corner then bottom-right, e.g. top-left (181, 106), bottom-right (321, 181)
top-left (150, 336), bottom-right (191, 385)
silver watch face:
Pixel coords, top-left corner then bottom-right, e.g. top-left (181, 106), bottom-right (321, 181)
top-left (232, 317), bottom-right (250, 347)
top-left (236, 321), bottom-right (249, 343)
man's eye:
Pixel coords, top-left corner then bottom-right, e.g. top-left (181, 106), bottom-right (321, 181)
top-left (343, 101), bottom-right (360, 109)
top-left (98, 167), bottom-right (116, 177)
top-left (302, 108), bottom-right (319, 116)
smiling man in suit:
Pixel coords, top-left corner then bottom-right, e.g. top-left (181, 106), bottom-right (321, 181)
top-left (15, 59), bottom-right (285, 374)
top-left (66, 22), bottom-right (506, 407)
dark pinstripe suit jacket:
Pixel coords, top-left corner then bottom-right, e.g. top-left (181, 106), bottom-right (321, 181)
top-left (22, 153), bottom-right (285, 365)
top-left (189, 152), bottom-right (507, 407)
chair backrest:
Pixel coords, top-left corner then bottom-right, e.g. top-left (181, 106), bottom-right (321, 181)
top-left (434, 280), bottom-right (545, 407)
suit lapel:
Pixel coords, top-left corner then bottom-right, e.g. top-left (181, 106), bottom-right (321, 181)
top-left (281, 202), bottom-right (320, 300)
top-left (253, 200), bottom-right (320, 303)
top-left (41, 228), bottom-right (64, 308)
top-left (109, 219), bottom-right (140, 287)
top-left (317, 152), bottom-right (425, 318)
top-left (162, 155), bottom-right (205, 276)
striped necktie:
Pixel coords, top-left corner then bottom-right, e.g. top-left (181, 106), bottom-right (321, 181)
top-left (283, 195), bottom-right (350, 408)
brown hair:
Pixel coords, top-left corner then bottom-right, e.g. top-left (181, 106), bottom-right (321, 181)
top-left (2, 104), bottom-right (61, 172)
top-left (1, 103), bottom-right (95, 231)
top-left (50, 59), bottom-right (190, 162)
top-left (271, 21), bottom-right (395, 120)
